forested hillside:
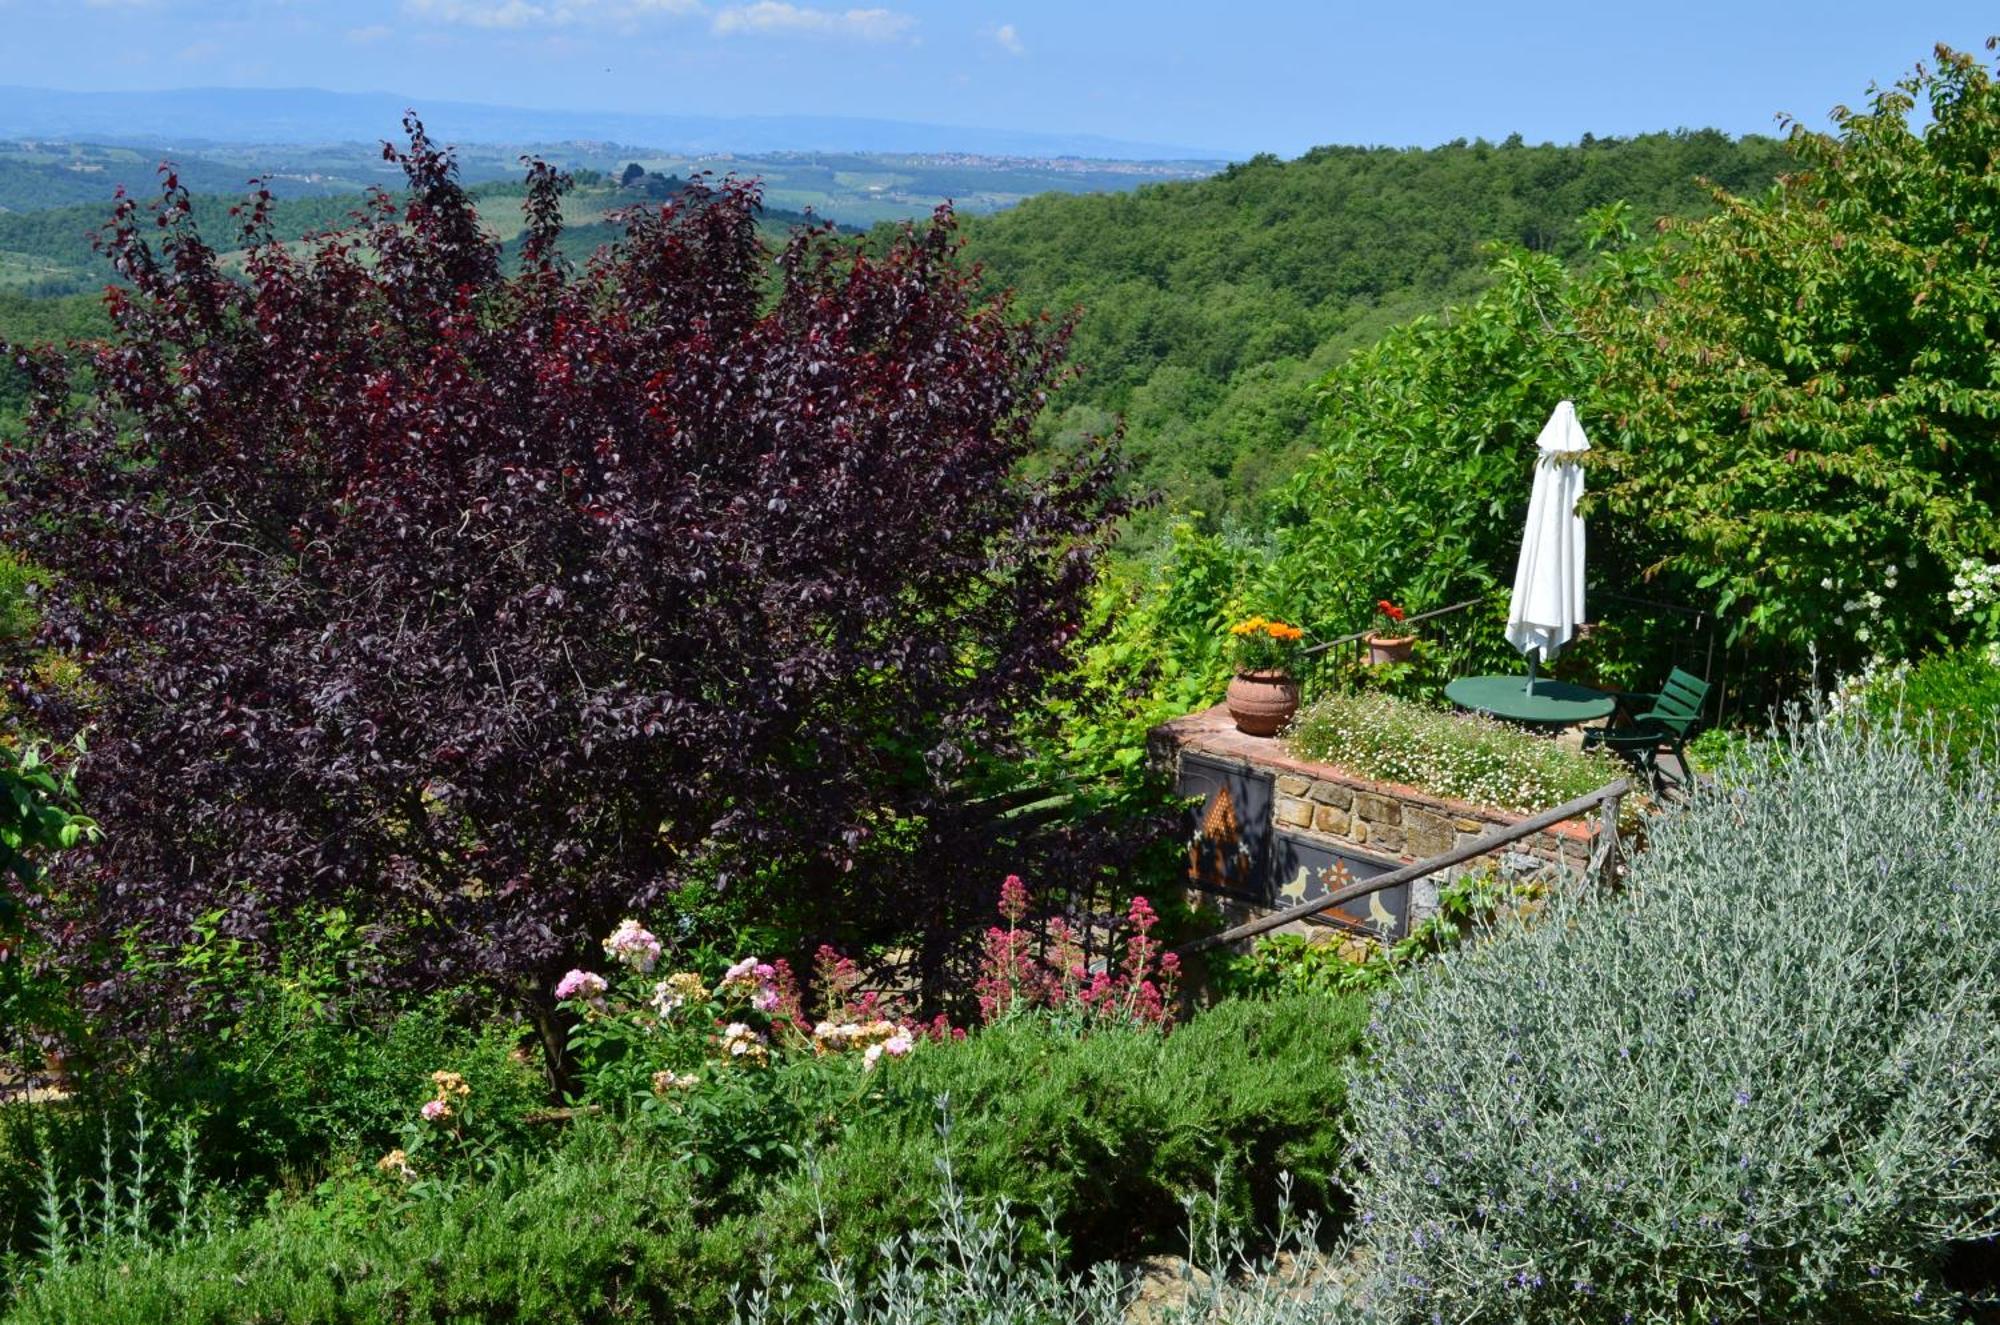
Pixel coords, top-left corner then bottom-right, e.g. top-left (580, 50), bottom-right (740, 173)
top-left (957, 130), bottom-right (1791, 526)
top-left (0, 290), bottom-right (105, 423)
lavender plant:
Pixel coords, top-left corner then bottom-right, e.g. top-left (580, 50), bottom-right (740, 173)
top-left (1346, 709), bottom-right (2000, 1323)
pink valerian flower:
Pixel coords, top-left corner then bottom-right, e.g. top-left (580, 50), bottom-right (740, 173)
top-left (420, 1098), bottom-right (452, 1122)
top-left (971, 875), bottom-right (1181, 1030)
top-left (975, 875), bottom-right (1050, 1023)
top-left (915, 1013), bottom-right (965, 1043)
top-left (998, 873), bottom-right (1030, 925)
top-left (553, 969), bottom-right (609, 1006)
top-left (603, 918), bottom-right (663, 974)
top-left (1046, 917), bottom-right (1087, 1005)
top-left (813, 946), bottom-right (883, 1023)
top-left (764, 957), bottom-right (805, 1026)
top-left (1121, 896), bottom-right (1161, 984)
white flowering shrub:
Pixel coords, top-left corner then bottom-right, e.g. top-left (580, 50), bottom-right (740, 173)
top-left (1948, 558), bottom-right (2000, 648)
top-left (1345, 711), bottom-right (2000, 1323)
top-left (1287, 692), bottom-right (1625, 814)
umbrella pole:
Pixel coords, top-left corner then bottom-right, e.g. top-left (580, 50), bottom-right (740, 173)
top-left (1526, 649), bottom-right (1539, 695)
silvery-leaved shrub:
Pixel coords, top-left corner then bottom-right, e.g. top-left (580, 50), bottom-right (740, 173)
top-left (1346, 711), bottom-right (2000, 1323)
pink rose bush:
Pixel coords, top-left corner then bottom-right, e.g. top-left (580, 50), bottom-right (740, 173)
top-left (554, 923), bottom-right (933, 1129)
top-left (552, 882), bottom-right (1181, 1138)
top-left (383, 1065), bottom-right (481, 1183)
top-left (602, 918), bottom-right (663, 973)
top-left (553, 969), bottom-right (608, 1008)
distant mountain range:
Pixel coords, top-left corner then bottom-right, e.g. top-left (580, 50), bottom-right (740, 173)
top-left (0, 86), bottom-right (1225, 162)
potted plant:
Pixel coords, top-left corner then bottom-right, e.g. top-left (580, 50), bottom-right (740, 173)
top-left (1225, 616), bottom-right (1306, 736)
top-left (1365, 599), bottom-right (1414, 665)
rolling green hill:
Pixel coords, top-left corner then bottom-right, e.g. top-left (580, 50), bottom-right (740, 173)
top-left (955, 130), bottom-right (1792, 528)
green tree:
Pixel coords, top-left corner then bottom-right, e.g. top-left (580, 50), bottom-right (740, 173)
top-left (1584, 41), bottom-right (2000, 667)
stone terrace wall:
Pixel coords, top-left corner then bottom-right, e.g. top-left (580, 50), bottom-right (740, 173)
top-left (1150, 704), bottom-right (1603, 934)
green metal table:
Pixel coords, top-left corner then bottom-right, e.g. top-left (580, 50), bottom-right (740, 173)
top-left (1444, 674), bottom-right (1616, 728)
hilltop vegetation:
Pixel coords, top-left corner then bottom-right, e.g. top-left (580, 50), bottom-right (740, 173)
top-left (956, 130), bottom-right (1790, 526)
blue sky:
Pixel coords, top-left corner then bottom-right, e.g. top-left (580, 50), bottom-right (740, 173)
top-left (7, 0), bottom-right (1996, 156)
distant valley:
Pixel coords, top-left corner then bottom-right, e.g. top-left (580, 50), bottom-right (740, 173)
top-left (0, 131), bottom-right (1220, 295)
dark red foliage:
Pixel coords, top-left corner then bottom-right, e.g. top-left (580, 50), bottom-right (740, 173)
top-left (0, 120), bottom-right (1125, 1042)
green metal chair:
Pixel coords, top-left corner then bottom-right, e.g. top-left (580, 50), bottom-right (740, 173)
top-left (1583, 666), bottom-right (1711, 793)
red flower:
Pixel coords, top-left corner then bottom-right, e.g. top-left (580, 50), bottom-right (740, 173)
top-left (1377, 599), bottom-right (1406, 623)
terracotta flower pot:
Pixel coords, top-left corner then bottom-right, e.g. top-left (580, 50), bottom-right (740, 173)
top-left (1225, 669), bottom-right (1300, 737)
top-left (1364, 633), bottom-right (1415, 665)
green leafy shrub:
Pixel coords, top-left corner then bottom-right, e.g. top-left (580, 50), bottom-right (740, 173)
top-left (0, 986), bottom-right (543, 1275)
top-left (1860, 644), bottom-right (2000, 773)
top-left (0, 550), bottom-right (45, 650)
top-left (0, 739), bottom-right (97, 1072)
top-left (1213, 868), bottom-right (1545, 998)
top-left (116, 917), bottom-right (547, 1193)
top-left (1347, 711), bottom-right (2000, 1323)
top-left (1683, 723), bottom-right (1756, 776)
top-left (1286, 690), bottom-right (1625, 813)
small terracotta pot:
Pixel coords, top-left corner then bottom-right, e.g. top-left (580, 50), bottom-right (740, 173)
top-left (1364, 633), bottom-right (1415, 666)
top-left (1225, 669), bottom-right (1300, 737)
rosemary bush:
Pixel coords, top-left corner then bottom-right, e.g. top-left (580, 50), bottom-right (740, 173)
top-left (734, 1102), bottom-right (1365, 1325)
top-left (1346, 712), bottom-right (2000, 1323)
top-left (1286, 691), bottom-right (1624, 814)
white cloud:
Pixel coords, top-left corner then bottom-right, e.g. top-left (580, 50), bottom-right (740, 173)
top-left (711, 2), bottom-right (913, 43)
top-left (345, 23), bottom-right (393, 42)
top-left (176, 39), bottom-right (222, 61)
top-left (991, 22), bottom-right (1023, 57)
top-left (403, 0), bottom-right (700, 29)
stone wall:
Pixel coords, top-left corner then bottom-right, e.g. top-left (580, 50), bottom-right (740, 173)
top-left (1150, 703), bottom-right (1603, 938)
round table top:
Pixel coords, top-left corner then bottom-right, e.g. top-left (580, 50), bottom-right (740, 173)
top-left (1445, 674), bottom-right (1616, 727)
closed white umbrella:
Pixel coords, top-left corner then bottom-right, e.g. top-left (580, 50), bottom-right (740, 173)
top-left (1505, 400), bottom-right (1590, 692)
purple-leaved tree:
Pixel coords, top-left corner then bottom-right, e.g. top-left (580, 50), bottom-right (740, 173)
top-left (1, 119), bottom-right (1126, 1069)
